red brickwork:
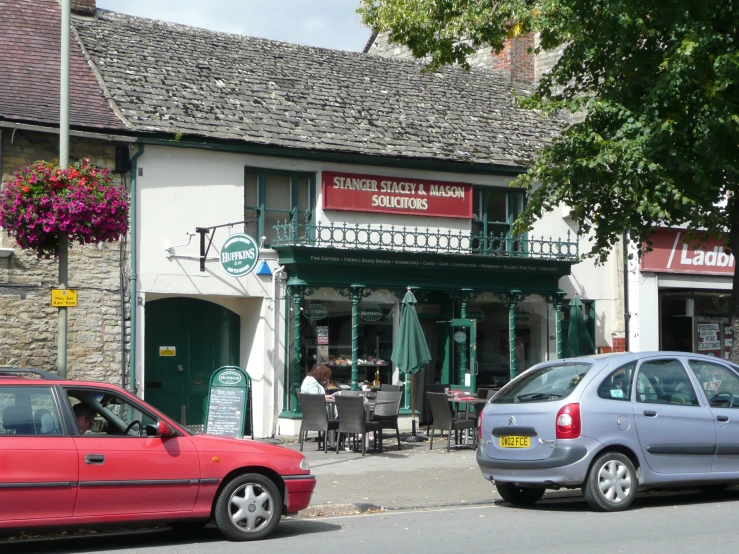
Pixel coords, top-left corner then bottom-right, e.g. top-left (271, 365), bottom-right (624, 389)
top-left (511, 34), bottom-right (535, 84)
top-left (71, 0), bottom-right (96, 16)
top-left (612, 337), bottom-right (627, 353)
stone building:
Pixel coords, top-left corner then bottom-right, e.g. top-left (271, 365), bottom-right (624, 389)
top-left (0, 0), bottom-right (136, 383)
top-left (2, 0), bottom-right (616, 438)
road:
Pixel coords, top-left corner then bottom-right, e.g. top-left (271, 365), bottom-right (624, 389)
top-left (3, 489), bottom-right (738, 554)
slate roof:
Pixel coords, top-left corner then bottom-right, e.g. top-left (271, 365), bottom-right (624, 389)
top-left (74, 10), bottom-right (561, 168)
top-left (0, 0), bottom-right (124, 130)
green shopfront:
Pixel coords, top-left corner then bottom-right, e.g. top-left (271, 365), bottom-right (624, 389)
top-left (271, 167), bottom-right (580, 424)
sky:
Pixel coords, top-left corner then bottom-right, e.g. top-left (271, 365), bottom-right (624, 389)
top-left (95, 0), bottom-right (372, 52)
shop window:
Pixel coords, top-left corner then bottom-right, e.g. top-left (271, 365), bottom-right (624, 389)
top-left (472, 187), bottom-right (526, 253)
top-left (244, 168), bottom-right (316, 246)
top-left (301, 300), bottom-right (395, 388)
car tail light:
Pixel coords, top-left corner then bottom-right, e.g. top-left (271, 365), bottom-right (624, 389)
top-left (478, 409), bottom-right (484, 440)
top-left (555, 403), bottom-right (581, 439)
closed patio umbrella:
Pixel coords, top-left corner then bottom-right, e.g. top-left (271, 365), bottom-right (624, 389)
top-left (391, 288), bottom-right (431, 441)
top-left (566, 296), bottom-right (595, 357)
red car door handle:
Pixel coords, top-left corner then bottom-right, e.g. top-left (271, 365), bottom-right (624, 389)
top-left (85, 454), bottom-right (105, 464)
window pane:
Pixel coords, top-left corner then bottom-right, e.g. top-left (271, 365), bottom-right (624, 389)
top-left (245, 173), bottom-right (258, 207)
top-left (265, 175), bottom-right (291, 211)
top-left (597, 362), bottom-right (635, 401)
top-left (0, 387), bottom-right (59, 435)
top-left (688, 360), bottom-right (739, 408)
top-left (636, 359), bottom-right (699, 405)
top-left (492, 362), bottom-right (592, 404)
top-left (486, 190), bottom-right (508, 223)
top-left (296, 177), bottom-right (310, 214)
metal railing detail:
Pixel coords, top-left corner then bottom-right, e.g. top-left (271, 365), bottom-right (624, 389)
top-left (272, 221), bottom-right (579, 260)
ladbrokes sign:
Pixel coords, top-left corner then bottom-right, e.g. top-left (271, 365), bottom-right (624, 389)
top-left (640, 228), bottom-right (734, 276)
top-left (322, 171), bottom-right (473, 219)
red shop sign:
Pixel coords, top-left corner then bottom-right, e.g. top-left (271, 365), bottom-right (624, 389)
top-left (640, 228), bottom-right (734, 276)
top-left (322, 171), bottom-right (473, 219)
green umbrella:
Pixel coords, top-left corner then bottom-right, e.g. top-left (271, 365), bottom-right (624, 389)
top-left (391, 289), bottom-right (431, 439)
top-left (566, 296), bottom-right (595, 357)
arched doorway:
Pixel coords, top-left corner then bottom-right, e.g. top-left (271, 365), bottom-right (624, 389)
top-left (144, 297), bottom-right (240, 426)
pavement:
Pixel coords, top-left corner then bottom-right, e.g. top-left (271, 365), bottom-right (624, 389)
top-left (277, 430), bottom-right (506, 517)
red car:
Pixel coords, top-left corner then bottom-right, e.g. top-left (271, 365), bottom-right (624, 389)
top-left (0, 369), bottom-right (315, 541)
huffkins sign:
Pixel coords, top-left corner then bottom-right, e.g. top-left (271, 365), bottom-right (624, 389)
top-left (322, 171), bottom-right (473, 219)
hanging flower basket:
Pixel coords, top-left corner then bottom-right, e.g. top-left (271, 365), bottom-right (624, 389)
top-left (0, 159), bottom-right (130, 258)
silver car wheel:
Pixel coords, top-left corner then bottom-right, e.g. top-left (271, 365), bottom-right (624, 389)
top-left (597, 459), bottom-right (632, 503)
top-left (228, 482), bottom-right (274, 532)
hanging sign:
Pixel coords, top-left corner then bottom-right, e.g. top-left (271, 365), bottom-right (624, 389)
top-left (220, 233), bottom-right (259, 277)
top-left (322, 171), bottom-right (473, 219)
top-left (466, 307), bottom-right (485, 322)
top-left (359, 305), bottom-right (383, 322)
top-left (454, 330), bottom-right (467, 343)
top-left (303, 304), bottom-right (328, 320)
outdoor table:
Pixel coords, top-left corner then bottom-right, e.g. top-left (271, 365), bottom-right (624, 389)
top-left (447, 396), bottom-right (488, 448)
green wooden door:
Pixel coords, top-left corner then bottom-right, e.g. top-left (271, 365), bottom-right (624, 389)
top-left (144, 298), bottom-right (240, 426)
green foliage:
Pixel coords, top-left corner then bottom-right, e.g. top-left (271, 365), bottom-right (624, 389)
top-left (359, 0), bottom-right (739, 264)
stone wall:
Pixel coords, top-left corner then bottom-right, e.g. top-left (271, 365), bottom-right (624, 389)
top-left (0, 129), bottom-right (131, 385)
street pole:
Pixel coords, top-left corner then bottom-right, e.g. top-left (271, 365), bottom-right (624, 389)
top-left (58, 0), bottom-right (70, 378)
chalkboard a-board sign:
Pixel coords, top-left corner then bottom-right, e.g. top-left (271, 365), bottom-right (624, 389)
top-left (205, 366), bottom-right (253, 439)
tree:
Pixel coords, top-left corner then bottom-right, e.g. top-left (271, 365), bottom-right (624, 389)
top-left (359, 0), bottom-right (739, 358)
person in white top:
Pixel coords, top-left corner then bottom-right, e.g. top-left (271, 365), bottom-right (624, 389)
top-left (300, 364), bottom-right (332, 395)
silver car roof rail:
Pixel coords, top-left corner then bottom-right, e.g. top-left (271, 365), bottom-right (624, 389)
top-left (0, 368), bottom-right (62, 380)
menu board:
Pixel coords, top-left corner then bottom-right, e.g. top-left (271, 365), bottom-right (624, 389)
top-left (317, 325), bottom-right (329, 363)
top-left (696, 322), bottom-right (721, 357)
top-left (205, 388), bottom-right (246, 438)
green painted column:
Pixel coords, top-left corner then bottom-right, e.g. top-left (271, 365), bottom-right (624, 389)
top-left (506, 290), bottom-right (522, 381)
top-left (350, 287), bottom-right (362, 391)
top-left (555, 292), bottom-right (566, 359)
top-left (459, 294), bottom-right (468, 377)
top-left (290, 286), bottom-right (304, 413)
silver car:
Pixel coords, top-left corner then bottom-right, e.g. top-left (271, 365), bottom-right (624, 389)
top-left (476, 351), bottom-right (739, 511)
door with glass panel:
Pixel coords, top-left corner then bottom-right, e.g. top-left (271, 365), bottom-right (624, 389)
top-left (449, 318), bottom-right (477, 392)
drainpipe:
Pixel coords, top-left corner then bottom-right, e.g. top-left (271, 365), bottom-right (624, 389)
top-left (622, 231), bottom-right (630, 352)
top-left (271, 264), bottom-right (286, 422)
top-left (128, 144), bottom-right (145, 394)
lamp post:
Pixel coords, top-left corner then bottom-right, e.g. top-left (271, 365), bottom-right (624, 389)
top-left (58, 0), bottom-right (70, 378)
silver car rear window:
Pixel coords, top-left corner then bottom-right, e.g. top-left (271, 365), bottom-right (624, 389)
top-left (492, 363), bottom-right (593, 404)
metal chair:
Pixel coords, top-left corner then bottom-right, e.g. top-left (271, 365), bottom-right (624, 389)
top-left (298, 393), bottom-right (338, 453)
top-left (426, 392), bottom-right (475, 450)
top-left (424, 383), bottom-right (449, 433)
top-left (334, 395), bottom-right (382, 456)
top-left (372, 391), bottom-right (402, 451)
top-left (380, 384), bottom-right (401, 392)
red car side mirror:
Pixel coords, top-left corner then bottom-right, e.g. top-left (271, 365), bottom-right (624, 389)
top-left (157, 420), bottom-right (176, 437)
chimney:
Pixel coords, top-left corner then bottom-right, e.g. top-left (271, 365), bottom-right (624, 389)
top-left (71, 0), bottom-right (96, 16)
top-left (491, 34), bottom-right (536, 85)
top-left (510, 34), bottom-right (536, 85)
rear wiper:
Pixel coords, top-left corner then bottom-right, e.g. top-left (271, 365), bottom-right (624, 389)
top-left (517, 392), bottom-right (562, 402)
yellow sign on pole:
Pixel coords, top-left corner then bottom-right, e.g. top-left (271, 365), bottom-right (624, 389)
top-left (51, 289), bottom-right (77, 307)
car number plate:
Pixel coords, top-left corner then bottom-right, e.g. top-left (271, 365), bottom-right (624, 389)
top-left (499, 436), bottom-right (530, 448)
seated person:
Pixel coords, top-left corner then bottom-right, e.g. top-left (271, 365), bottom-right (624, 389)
top-left (300, 364), bottom-right (332, 396)
top-left (73, 403), bottom-right (98, 434)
